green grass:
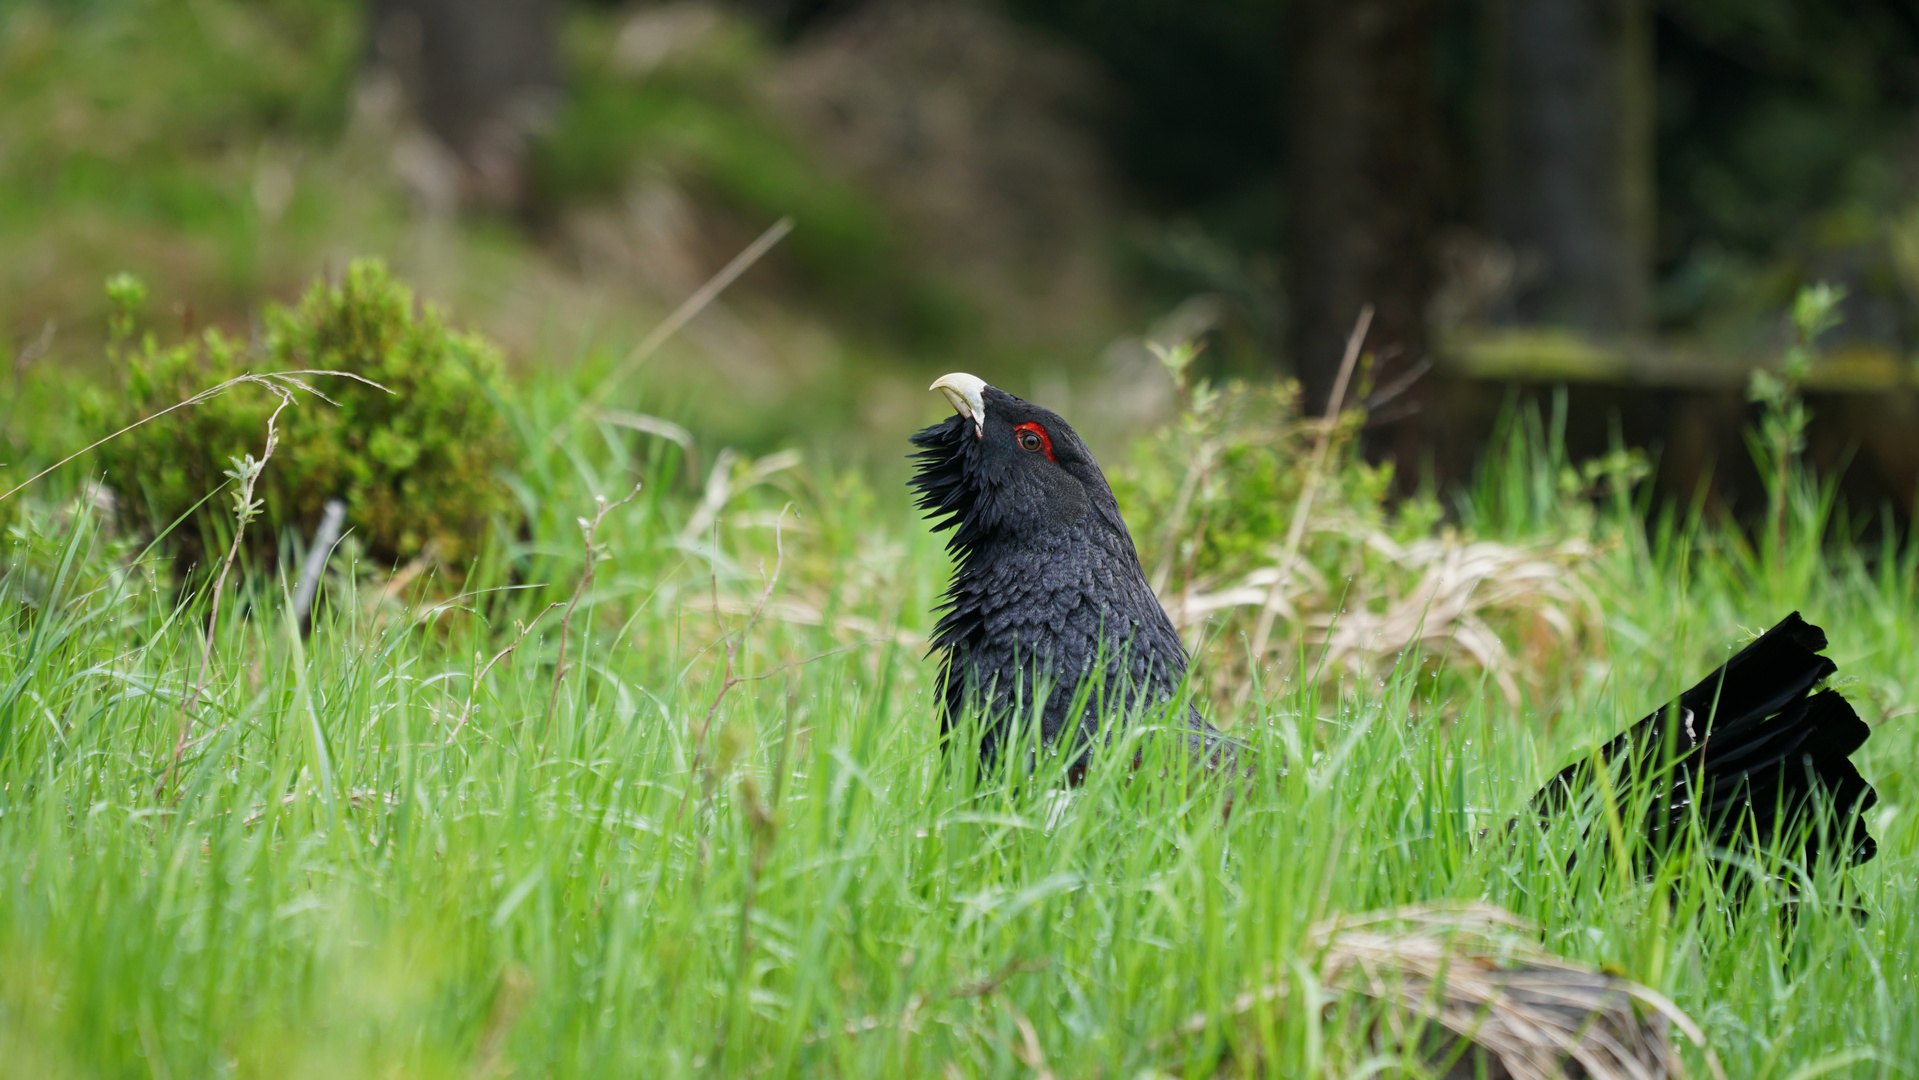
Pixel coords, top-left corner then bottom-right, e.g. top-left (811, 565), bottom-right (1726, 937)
top-left (2, 371), bottom-right (1916, 1079)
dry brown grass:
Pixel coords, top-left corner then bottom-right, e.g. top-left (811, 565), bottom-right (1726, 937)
top-left (1171, 528), bottom-right (1605, 706)
top-left (1164, 903), bottom-right (1722, 1080)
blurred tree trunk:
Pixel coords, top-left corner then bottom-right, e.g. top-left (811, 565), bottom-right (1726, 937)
top-left (1484, 0), bottom-right (1653, 333)
top-left (1286, 0), bottom-right (1442, 471)
top-left (368, 0), bottom-right (562, 211)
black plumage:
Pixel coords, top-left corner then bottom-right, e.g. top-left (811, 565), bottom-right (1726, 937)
top-left (908, 381), bottom-right (1216, 767)
top-left (1530, 611), bottom-right (1877, 870)
top-left (910, 375), bottom-right (1876, 875)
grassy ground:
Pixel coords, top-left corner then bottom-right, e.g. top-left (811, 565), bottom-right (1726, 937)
top-left (1, 367), bottom-right (1916, 1079)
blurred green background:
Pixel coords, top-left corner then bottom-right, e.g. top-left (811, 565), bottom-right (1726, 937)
top-left (6, 0), bottom-right (1918, 503)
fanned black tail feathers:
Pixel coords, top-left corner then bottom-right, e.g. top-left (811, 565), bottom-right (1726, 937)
top-left (1532, 612), bottom-right (1877, 872)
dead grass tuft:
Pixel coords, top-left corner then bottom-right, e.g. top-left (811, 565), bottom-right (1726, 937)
top-left (1173, 529), bottom-right (1604, 705)
top-left (1165, 903), bottom-right (1721, 1080)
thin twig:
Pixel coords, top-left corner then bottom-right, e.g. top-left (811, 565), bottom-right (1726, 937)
top-left (1006, 1003), bottom-right (1056, 1080)
top-left (468, 965), bottom-right (535, 1080)
top-left (543, 482), bottom-right (646, 740)
top-left (1150, 441), bottom-right (1217, 596)
top-left (1, 369), bottom-right (388, 503)
top-left (556, 217), bottom-right (794, 441)
top-left (291, 497), bottom-right (348, 628)
top-left (698, 509), bottom-right (789, 754)
top-left (776, 956), bottom-right (1049, 1060)
top-left (445, 601), bottom-right (569, 745)
top-left (162, 385), bottom-right (299, 797)
top-left (735, 638), bottom-right (888, 683)
top-left (716, 685), bottom-right (797, 1073)
top-left (696, 506), bottom-right (792, 1076)
top-left (1248, 304), bottom-right (1373, 664)
top-left (949, 957), bottom-right (1050, 999)
top-left (673, 506), bottom-right (792, 837)
top-left (154, 370), bottom-right (384, 796)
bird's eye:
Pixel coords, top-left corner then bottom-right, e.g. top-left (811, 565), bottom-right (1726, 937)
top-left (1012, 421), bottom-right (1055, 461)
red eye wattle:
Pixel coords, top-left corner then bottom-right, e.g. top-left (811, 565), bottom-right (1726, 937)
top-left (1013, 422), bottom-right (1056, 462)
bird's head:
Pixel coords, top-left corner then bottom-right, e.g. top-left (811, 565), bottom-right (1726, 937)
top-left (908, 373), bottom-right (1123, 555)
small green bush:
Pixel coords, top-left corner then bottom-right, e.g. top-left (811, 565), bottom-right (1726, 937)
top-left (92, 259), bottom-right (519, 572)
top-left (1111, 370), bottom-right (1428, 589)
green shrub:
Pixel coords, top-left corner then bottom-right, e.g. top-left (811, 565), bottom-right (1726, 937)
top-left (91, 259), bottom-right (519, 573)
top-left (1111, 366), bottom-right (1426, 590)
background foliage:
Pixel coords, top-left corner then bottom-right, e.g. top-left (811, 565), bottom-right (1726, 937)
top-left (89, 259), bottom-right (517, 570)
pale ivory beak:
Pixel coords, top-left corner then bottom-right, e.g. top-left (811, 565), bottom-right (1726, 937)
top-left (929, 372), bottom-right (987, 438)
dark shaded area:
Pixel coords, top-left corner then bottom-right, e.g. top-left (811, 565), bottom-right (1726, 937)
top-left (996, 0), bottom-right (1288, 216)
top-left (624, 1), bottom-right (1919, 358)
top-left (1484, 0), bottom-right (1653, 333)
top-left (995, 0), bottom-right (1919, 332)
top-left (1433, 381), bottom-right (1919, 539)
top-left (1655, 3), bottom-right (1919, 256)
top-left (1284, 0), bottom-right (1443, 479)
top-left (989, 0), bottom-right (1919, 516)
top-left (369, 0), bottom-right (562, 209)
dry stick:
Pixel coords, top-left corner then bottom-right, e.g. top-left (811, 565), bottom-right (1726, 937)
top-left (673, 507), bottom-right (792, 837)
top-left (781, 958), bottom-right (1050, 1061)
top-left (542, 482), bottom-right (646, 741)
top-left (4, 320), bottom-right (53, 441)
top-left (1147, 344), bottom-right (1211, 597)
top-left (730, 637), bottom-right (886, 687)
top-left (950, 957), bottom-right (1050, 999)
top-left (700, 509), bottom-right (789, 747)
top-left (557, 217), bottom-right (795, 442)
top-left (1150, 440), bottom-right (1216, 597)
top-left (1247, 304), bottom-right (1373, 667)
top-left (687, 511), bottom-right (792, 1071)
top-left (715, 688), bottom-right (792, 1075)
top-left (291, 497), bottom-right (348, 627)
top-left (469, 965), bottom-right (535, 1080)
top-left (1007, 1004), bottom-right (1056, 1080)
top-left (168, 585), bottom-right (549, 764)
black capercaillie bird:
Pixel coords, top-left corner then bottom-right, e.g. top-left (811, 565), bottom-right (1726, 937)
top-left (909, 373), bottom-right (1223, 770)
top-left (910, 373), bottom-right (1877, 872)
